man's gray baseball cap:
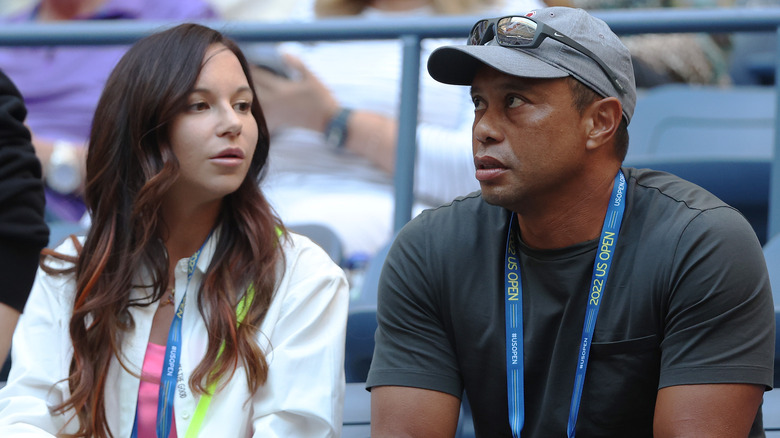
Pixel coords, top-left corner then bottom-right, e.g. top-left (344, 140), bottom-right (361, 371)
top-left (427, 7), bottom-right (636, 123)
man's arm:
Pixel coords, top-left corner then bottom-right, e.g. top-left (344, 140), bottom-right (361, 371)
top-left (371, 386), bottom-right (461, 438)
top-left (654, 383), bottom-right (764, 436)
top-left (651, 202), bottom-right (773, 436)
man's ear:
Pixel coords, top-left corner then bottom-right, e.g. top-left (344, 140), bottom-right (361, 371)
top-left (584, 97), bottom-right (622, 151)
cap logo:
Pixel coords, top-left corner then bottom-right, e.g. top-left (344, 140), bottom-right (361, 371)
top-left (525, 11), bottom-right (536, 17)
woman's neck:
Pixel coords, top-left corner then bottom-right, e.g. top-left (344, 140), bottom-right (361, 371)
top-left (161, 200), bottom-right (221, 263)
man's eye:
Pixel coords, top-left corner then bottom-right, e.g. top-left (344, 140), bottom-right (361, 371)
top-left (507, 96), bottom-right (524, 108)
top-left (472, 96), bottom-right (486, 111)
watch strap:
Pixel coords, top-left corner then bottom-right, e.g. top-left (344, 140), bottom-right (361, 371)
top-left (324, 107), bottom-right (352, 149)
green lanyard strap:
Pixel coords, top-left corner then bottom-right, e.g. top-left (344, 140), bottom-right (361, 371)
top-left (184, 283), bottom-right (256, 438)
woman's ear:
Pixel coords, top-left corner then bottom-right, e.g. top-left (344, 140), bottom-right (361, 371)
top-left (584, 97), bottom-right (622, 152)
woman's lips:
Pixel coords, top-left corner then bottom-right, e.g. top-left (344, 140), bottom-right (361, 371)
top-left (210, 147), bottom-right (245, 167)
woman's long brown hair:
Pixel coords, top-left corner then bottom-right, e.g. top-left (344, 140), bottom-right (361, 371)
top-left (43, 24), bottom-right (283, 438)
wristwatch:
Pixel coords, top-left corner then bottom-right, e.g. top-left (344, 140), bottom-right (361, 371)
top-left (46, 141), bottom-right (81, 194)
top-left (324, 107), bottom-right (352, 149)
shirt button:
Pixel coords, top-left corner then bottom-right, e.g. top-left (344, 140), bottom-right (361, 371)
top-left (182, 412), bottom-right (190, 420)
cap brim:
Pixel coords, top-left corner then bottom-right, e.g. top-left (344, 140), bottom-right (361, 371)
top-left (427, 44), bottom-right (570, 86)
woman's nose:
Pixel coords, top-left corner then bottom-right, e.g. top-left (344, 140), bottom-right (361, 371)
top-left (219, 105), bottom-right (242, 137)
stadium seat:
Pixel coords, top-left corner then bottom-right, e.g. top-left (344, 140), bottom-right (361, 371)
top-left (342, 240), bottom-right (388, 437)
top-left (289, 223), bottom-right (344, 266)
top-left (340, 237), bottom-right (477, 437)
top-left (625, 84), bottom-right (776, 243)
top-left (345, 309), bottom-right (378, 384)
top-left (763, 234), bottom-right (780, 312)
top-left (761, 236), bottom-right (780, 434)
top-left (344, 237), bottom-right (389, 384)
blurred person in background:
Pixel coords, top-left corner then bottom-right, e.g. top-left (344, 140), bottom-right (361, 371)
top-left (203, 0), bottom-right (305, 21)
top-left (251, 0), bottom-right (547, 263)
top-left (570, 0), bottom-right (734, 87)
top-left (728, 0), bottom-right (776, 86)
top-left (0, 69), bottom-right (48, 376)
top-left (0, 0), bottom-right (217, 245)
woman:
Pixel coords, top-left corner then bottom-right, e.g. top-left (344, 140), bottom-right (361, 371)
top-left (0, 23), bottom-right (348, 437)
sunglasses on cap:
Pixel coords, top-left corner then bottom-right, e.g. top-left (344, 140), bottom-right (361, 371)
top-left (469, 15), bottom-right (626, 95)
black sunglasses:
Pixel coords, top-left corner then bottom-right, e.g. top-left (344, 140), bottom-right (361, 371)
top-left (469, 15), bottom-right (626, 95)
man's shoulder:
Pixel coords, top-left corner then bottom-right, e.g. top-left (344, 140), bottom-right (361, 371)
top-left (422, 191), bottom-right (501, 218)
top-left (627, 167), bottom-right (731, 212)
top-left (625, 167), bottom-right (759, 246)
top-left (407, 191), bottom-right (505, 231)
top-left (394, 191), bottom-right (508, 254)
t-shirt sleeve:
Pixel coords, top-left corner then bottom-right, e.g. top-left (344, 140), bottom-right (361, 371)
top-left (366, 214), bottom-right (464, 398)
top-left (659, 206), bottom-right (774, 389)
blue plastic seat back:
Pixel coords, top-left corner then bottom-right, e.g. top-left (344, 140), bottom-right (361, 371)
top-left (289, 223), bottom-right (344, 266)
top-left (762, 235), bottom-right (780, 387)
top-left (625, 84), bottom-right (776, 243)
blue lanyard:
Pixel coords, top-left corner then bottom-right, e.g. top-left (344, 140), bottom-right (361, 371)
top-left (504, 214), bottom-right (523, 437)
top-left (132, 236), bottom-right (210, 438)
top-left (505, 171), bottom-right (626, 438)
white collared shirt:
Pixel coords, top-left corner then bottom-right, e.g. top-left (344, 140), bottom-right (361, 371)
top-left (0, 231), bottom-right (349, 437)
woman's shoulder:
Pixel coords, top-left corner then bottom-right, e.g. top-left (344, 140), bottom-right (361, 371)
top-left (270, 229), bottom-right (349, 310)
top-left (41, 234), bottom-right (82, 271)
top-left (280, 230), bottom-right (346, 279)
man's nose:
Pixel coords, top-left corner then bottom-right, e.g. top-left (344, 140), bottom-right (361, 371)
top-left (473, 109), bottom-right (503, 145)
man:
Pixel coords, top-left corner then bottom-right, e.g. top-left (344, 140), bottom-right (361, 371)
top-left (366, 7), bottom-right (774, 437)
top-left (0, 69), bottom-right (48, 372)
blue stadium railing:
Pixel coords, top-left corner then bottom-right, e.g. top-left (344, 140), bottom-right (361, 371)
top-left (2, 7), bottom-right (780, 237)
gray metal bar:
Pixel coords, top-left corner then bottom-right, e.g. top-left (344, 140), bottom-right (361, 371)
top-left (593, 7), bottom-right (780, 35)
top-left (3, 8), bottom-right (780, 47)
top-left (393, 34), bottom-right (421, 233)
top-left (769, 26), bottom-right (780, 239)
top-left (0, 17), bottom-right (473, 46)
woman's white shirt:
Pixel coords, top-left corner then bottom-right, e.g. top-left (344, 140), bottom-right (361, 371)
top-left (0, 231), bottom-right (349, 437)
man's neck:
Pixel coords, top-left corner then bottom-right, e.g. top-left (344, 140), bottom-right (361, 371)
top-left (515, 170), bottom-right (620, 250)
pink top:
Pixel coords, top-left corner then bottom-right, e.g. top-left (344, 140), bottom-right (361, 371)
top-left (137, 342), bottom-right (177, 438)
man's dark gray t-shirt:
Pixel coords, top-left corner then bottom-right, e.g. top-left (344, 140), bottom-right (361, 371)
top-left (367, 167), bottom-right (774, 437)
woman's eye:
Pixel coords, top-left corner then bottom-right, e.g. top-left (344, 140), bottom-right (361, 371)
top-left (189, 102), bottom-right (209, 112)
top-left (234, 101), bottom-right (252, 112)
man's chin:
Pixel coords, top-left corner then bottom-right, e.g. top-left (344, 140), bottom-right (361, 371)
top-left (479, 188), bottom-right (505, 207)
top-left (479, 185), bottom-right (524, 211)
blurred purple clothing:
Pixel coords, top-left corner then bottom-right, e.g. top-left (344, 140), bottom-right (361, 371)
top-left (0, 0), bottom-right (217, 221)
